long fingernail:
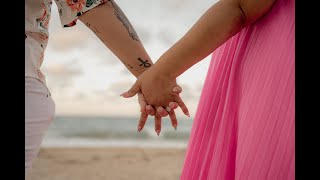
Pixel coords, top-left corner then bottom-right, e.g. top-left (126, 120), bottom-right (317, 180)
top-left (120, 92), bottom-right (128, 98)
top-left (173, 124), bottom-right (177, 130)
top-left (156, 130), bottom-right (160, 136)
top-left (166, 107), bottom-right (172, 112)
top-left (137, 126), bottom-right (142, 132)
top-left (173, 87), bottom-right (178, 93)
top-left (169, 103), bottom-right (174, 108)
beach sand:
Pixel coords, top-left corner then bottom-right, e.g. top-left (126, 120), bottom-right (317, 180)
top-left (26, 147), bottom-right (186, 180)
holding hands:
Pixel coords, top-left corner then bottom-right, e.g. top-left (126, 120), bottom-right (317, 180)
top-left (121, 65), bottom-right (190, 135)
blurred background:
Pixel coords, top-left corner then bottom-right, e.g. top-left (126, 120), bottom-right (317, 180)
top-left (28, 0), bottom-right (218, 180)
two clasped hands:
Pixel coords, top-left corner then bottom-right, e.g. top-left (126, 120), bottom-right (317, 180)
top-left (120, 57), bottom-right (190, 136)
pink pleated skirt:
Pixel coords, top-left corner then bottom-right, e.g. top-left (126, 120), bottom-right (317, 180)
top-left (180, 0), bottom-right (295, 179)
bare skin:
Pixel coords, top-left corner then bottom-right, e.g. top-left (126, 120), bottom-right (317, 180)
top-left (78, 1), bottom-right (189, 134)
top-left (122, 0), bottom-right (276, 133)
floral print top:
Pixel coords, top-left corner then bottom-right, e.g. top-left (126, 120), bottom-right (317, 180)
top-left (25, 0), bottom-right (107, 84)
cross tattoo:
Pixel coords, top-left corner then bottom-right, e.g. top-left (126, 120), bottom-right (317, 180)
top-left (138, 57), bottom-right (151, 67)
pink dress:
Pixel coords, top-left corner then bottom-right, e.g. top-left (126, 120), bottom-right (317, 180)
top-left (180, 0), bottom-right (295, 179)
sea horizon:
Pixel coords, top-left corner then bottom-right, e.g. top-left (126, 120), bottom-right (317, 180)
top-left (41, 115), bottom-right (193, 148)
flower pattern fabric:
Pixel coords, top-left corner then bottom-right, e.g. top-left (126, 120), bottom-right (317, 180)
top-left (66, 0), bottom-right (86, 12)
top-left (25, 0), bottom-right (106, 84)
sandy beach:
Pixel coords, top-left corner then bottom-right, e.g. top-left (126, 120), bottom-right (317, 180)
top-left (27, 147), bottom-right (186, 180)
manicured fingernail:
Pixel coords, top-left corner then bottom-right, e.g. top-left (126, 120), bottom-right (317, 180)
top-left (173, 124), bottom-right (177, 130)
top-left (173, 87), bottom-right (178, 93)
top-left (120, 92), bottom-right (127, 97)
top-left (137, 126), bottom-right (142, 132)
top-left (158, 108), bottom-right (163, 112)
top-left (166, 107), bottom-right (171, 112)
top-left (185, 111), bottom-right (190, 117)
top-left (156, 130), bottom-right (160, 136)
top-left (146, 106), bottom-right (152, 110)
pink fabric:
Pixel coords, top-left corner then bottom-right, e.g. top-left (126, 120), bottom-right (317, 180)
top-left (180, 0), bottom-right (295, 179)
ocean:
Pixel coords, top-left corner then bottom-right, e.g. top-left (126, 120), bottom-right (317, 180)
top-left (41, 116), bottom-right (193, 148)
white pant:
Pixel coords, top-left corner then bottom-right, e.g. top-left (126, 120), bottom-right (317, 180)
top-left (25, 77), bottom-right (55, 177)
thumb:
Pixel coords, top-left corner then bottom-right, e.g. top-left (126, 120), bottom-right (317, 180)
top-left (120, 81), bottom-right (140, 98)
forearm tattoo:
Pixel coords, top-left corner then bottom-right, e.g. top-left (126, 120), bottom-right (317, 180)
top-left (85, 22), bottom-right (108, 45)
top-left (85, 22), bottom-right (149, 72)
top-left (107, 0), bottom-right (140, 41)
top-left (86, 22), bottom-right (101, 34)
top-left (84, 2), bottom-right (150, 75)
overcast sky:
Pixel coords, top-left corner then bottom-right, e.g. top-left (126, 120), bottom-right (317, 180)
top-left (43, 0), bottom-right (218, 118)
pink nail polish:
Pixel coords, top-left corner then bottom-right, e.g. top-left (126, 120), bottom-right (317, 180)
top-left (173, 124), bottom-right (177, 130)
top-left (173, 88), bottom-right (178, 93)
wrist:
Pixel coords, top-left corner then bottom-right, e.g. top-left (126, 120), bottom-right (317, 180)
top-left (136, 57), bottom-right (154, 77)
top-left (136, 67), bottom-right (148, 77)
top-left (154, 55), bottom-right (180, 79)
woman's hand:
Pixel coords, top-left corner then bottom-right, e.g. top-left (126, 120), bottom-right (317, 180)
top-left (121, 66), bottom-right (189, 135)
top-left (136, 85), bottom-right (184, 133)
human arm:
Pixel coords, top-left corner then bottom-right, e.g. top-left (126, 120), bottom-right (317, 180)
top-left (78, 1), bottom-right (151, 77)
top-left (122, 0), bottom-right (276, 127)
top-left (153, 0), bottom-right (276, 78)
top-left (77, 1), bottom-right (188, 132)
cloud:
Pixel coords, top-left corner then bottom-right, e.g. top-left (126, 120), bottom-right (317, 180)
top-left (157, 29), bottom-right (176, 46)
top-left (94, 41), bottom-right (123, 66)
top-left (54, 80), bottom-right (141, 117)
top-left (70, 92), bottom-right (88, 101)
top-left (178, 83), bottom-right (202, 102)
top-left (170, 0), bottom-right (193, 10)
top-left (106, 80), bottom-right (136, 97)
top-left (43, 63), bottom-right (82, 76)
top-left (42, 62), bottom-right (83, 89)
top-left (49, 28), bottom-right (90, 52)
top-left (136, 26), bottom-right (152, 44)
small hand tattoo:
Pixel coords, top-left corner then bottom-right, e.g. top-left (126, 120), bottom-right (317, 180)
top-left (138, 57), bottom-right (151, 67)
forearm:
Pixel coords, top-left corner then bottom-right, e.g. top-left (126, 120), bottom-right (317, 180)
top-left (79, 1), bottom-right (152, 77)
top-left (154, 0), bottom-right (274, 78)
